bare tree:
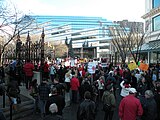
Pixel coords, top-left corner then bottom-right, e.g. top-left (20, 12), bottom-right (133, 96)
top-left (109, 23), bottom-right (148, 64)
top-left (0, 1), bottom-right (34, 64)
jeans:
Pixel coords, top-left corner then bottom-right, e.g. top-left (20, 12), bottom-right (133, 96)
top-left (39, 99), bottom-right (47, 114)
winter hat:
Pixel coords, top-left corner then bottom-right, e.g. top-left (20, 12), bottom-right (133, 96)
top-left (129, 88), bottom-right (137, 94)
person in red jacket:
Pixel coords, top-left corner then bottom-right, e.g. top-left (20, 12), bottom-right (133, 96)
top-left (119, 88), bottom-right (143, 120)
top-left (70, 74), bottom-right (80, 103)
top-left (23, 59), bottom-right (34, 89)
top-left (43, 61), bottom-right (49, 79)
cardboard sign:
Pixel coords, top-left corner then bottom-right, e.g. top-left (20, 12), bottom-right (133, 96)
top-left (88, 62), bottom-right (96, 74)
top-left (139, 63), bottom-right (149, 71)
top-left (128, 62), bottom-right (138, 71)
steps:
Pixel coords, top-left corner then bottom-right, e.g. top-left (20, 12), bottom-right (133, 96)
top-left (2, 99), bottom-right (34, 120)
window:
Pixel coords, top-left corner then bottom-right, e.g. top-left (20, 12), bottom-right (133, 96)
top-left (152, 15), bottom-right (160, 31)
top-left (153, 0), bottom-right (160, 8)
top-left (99, 46), bottom-right (110, 49)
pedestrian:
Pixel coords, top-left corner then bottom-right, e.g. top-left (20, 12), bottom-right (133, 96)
top-left (77, 91), bottom-right (96, 120)
top-left (64, 70), bottom-right (72, 93)
top-left (7, 79), bottom-right (20, 112)
top-left (137, 77), bottom-right (148, 96)
top-left (70, 74), bottom-right (80, 103)
top-left (43, 61), bottom-right (49, 79)
top-left (141, 90), bottom-right (157, 120)
top-left (119, 88), bottom-right (143, 120)
top-left (29, 79), bottom-right (39, 113)
top-left (38, 78), bottom-right (50, 118)
top-left (154, 85), bottom-right (160, 120)
top-left (23, 59), bottom-right (34, 89)
top-left (45, 103), bottom-right (64, 120)
top-left (49, 63), bottom-right (57, 82)
top-left (46, 87), bottom-right (65, 116)
top-left (120, 79), bottom-right (131, 99)
top-left (102, 85), bottom-right (116, 120)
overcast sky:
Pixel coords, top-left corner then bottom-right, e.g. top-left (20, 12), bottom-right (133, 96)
top-left (11, 0), bottom-right (145, 22)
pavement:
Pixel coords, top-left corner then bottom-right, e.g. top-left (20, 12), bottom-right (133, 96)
top-left (16, 88), bottom-right (121, 120)
top-left (0, 83), bottom-right (121, 120)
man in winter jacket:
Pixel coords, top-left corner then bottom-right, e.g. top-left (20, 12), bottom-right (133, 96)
top-left (119, 88), bottom-right (143, 120)
top-left (77, 91), bottom-right (96, 120)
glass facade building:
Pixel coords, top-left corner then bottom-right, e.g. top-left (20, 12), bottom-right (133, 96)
top-left (27, 15), bottom-right (118, 58)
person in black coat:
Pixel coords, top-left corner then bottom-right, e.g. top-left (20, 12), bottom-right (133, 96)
top-left (77, 91), bottom-right (96, 120)
top-left (137, 77), bottom-right (148, 96)
top-left (154, 86), bottom-right (160, 120)
top-left (46, 87), bottom-right (65, 116)
top-left (79, 80), bottom-right (93, 101)
top-left (141, 90), bottom-right (157, 120)
top-left (45, 103), bottom-right (64, 120)
top-left (130, 72), bottom-right (137, 89)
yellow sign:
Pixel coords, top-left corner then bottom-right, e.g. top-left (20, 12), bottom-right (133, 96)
top-left (128, 62), bottom-right (138, 71)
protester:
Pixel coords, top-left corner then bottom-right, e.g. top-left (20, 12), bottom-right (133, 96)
top-left (23, 59), bottom-right (34, 89)
top-left (141, 90), bottom-right (157, 120)
top-left (64, 70), bottom-right (72, 92)
top-left (102, 85), bottom-right (116, 120)
top-left (29, 79), bottom-right (39, 113)
top-left (43, 61), bottom-right (49, 79)
top-left (38, 78), bottom-right (50, 118)
top-left (49, 63), bottom-right (57, 82)
top-left (70, 74), bottom-right (80, 103)
top-left (120, 79), bottom-right (131, 98)
top-left (45, 103), bottom-right (64, 120)
top-left (77, 91), bottom-right (96, 120)
top-left (154, 85), bottom-right (160, 120)
top-left (46, 87), bottom-right (65, 116)
top-left (137, 77), bottom-right (148, 96)
top-left (119, 88), bottom-right (143, 120)
top-left (7, 79), bottom-right (20, 112)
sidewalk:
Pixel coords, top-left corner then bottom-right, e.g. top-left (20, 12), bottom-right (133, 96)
top-left (0, 85), bottom-right (32, 109)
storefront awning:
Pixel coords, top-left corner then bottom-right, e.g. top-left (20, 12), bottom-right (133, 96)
top-left (133, 40), bottom-right (160, 53)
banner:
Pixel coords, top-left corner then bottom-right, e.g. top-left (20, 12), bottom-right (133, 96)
top-left (88, 62), bottom-right (96, 74)
top-left (139, 63), bottom-right (149, 71)
top-left (128, 62), bottom-right (138, 71)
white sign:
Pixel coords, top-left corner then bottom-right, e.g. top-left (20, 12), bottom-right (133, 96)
top-left (88, 62), bottom-right (96, 74)
top-left (70, 59), bottom-right (75, 67)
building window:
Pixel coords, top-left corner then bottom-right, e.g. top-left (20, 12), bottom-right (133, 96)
top-left (152, 15), bottom-right (160, 31)
top-left (153, 0), bottom-right (160, 8)
top-left (99, 46), bottom-right (110, 49)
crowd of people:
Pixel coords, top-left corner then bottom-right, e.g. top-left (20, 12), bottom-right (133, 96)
top-left (0, 59), bottom-right (160, 120)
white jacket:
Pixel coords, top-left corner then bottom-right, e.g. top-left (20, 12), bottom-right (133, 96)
top-left (120, 81), bottom-right (130, 97)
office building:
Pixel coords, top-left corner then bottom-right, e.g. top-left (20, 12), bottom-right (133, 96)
top-left (141, 0), bottom-right (160, 63)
